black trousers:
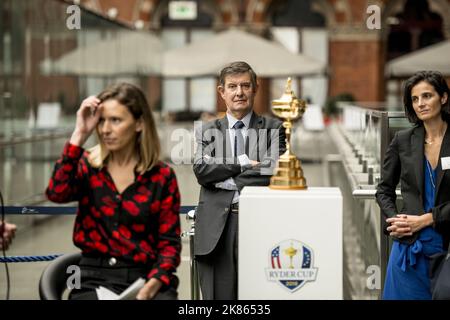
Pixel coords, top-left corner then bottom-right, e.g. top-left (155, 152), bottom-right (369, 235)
top-left (196, 212), bottom-right (239, 300)
top-left (69, 256), bottom-right (178, 300)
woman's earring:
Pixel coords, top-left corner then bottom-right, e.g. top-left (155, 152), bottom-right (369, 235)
top-left (137, 132), bottom-right (142, 144)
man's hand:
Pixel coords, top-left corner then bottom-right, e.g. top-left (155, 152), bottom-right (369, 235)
top-left (136, 278), bottom-right (163, 300)
top-left (250, 160), bottom-right (259, 167)
top-left (0, 222), bottom-right (17, 250)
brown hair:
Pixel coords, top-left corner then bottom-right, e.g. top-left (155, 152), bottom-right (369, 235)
top-left (219, 61), bottom-right (257, 89)
top-left (88, 83), bottom-right (160, 173)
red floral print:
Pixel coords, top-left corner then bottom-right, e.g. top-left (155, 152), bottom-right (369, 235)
top-left (45, 142), bottom-right (181, 287)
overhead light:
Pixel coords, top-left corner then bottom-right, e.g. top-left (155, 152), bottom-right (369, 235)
top-left (135, 20), bottom-right (145, 29)
top-left (387, 16), bottom-right (400, 25)
top-left (107, 7), bottom-right (118, 19)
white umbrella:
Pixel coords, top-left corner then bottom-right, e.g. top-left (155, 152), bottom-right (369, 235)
top-left (162, 29), bottom-right (325, 77)
top-left (386, 40), bottom-right (450, 77)
top-left (41, 31), bottom-right (162, 76)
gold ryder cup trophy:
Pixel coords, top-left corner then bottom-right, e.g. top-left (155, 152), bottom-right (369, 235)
top-left (269, 78), bottom-right (307, 190)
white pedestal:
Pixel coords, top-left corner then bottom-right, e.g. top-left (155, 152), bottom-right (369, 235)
top-left (238, 187), bottom-right (343, 299)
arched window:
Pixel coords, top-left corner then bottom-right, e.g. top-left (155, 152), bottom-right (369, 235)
top-left (269, 0), bottom-right (325, 27)
top-left (267, 0), bottom-right (328, 108)
top-left (387, 0), bottom-right (444, 60)
top-left (159, 0), bottom-right (216, 113)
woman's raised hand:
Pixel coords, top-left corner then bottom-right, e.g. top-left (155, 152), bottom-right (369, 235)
top-left (70, 96), bottom-right (103, 147)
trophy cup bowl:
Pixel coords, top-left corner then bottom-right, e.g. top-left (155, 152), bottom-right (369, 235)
top-left (269, 78), bottom-right (307, 190)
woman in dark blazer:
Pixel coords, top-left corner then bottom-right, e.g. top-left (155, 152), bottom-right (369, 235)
top-left (376, 71), bottom-right (450, 299)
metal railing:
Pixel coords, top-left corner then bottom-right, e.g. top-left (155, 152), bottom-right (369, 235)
top-left (324, 105), bottom-right (411, 299)
top-left (182, 209), bottom-right (200, 300)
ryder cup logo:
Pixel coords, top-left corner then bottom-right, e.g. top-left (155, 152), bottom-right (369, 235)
top-left (265, 239), bottom-right (318, 292)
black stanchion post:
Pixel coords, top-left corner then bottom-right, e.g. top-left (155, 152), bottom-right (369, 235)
top-left (182, 209), bottom-right (200, 300)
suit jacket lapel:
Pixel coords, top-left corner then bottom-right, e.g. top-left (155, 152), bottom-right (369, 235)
top-left (247, 113), bottom-right (264, 160)
top-left (217, 116), bottom-right (233, 163)
top-left (436, 123), bottom-right (450, 194)
top-left (411, 126), bottom-right (424, 200)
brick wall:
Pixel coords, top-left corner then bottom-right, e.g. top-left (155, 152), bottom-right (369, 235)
top-left (329, 40), bottom-right (385, 102)
top-left (96, 0), bottom-right (138, 22)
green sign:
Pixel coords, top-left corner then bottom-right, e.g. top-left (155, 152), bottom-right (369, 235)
top-left (169, 1), bottom-right (198, 20)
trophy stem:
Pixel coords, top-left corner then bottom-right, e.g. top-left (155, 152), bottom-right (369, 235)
top-left (285, 119), bottom-right (292, 155)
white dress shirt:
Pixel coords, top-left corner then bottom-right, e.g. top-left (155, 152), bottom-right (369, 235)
top-left (215, 111), bottom-right (253, 204)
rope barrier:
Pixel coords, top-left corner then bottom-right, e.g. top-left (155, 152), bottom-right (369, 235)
top-left (1, 205), bottom-right (196, 263)
top-left (4, 205), bottom-right (196, 215)
top-left (0, 254), bottom-right (62, 263)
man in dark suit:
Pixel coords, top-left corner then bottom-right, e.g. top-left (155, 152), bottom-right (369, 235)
top-left (193, 61), bottom-right (286, 300)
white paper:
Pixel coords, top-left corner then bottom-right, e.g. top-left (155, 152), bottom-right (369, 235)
top-left (441, 156), bottom-right (450, 170)
top-left (96, 277), bottom-right (146, 300)
top-left (96, 286), bottom-right (118, 300)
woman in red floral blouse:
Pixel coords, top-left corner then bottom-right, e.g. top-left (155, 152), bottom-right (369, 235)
top-left (46, 83), bottom-right (181, 300)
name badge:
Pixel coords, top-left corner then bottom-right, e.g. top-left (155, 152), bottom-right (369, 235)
top-left (441, 156), bottom-right (450, 170)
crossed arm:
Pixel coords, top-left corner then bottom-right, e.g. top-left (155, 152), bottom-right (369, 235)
top-left (193, 123), bottom-right (286, 190)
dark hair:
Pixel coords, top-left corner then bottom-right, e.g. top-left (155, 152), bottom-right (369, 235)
top-left (403, 70), bottom-right (450, 124)
top-left (219, 61), bottom-right (257, 89)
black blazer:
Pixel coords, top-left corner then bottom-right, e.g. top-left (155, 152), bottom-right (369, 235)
top-left (193, 113), bottom-right (286, 256)
top-left (376, 124), bottom-right (450, 248)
